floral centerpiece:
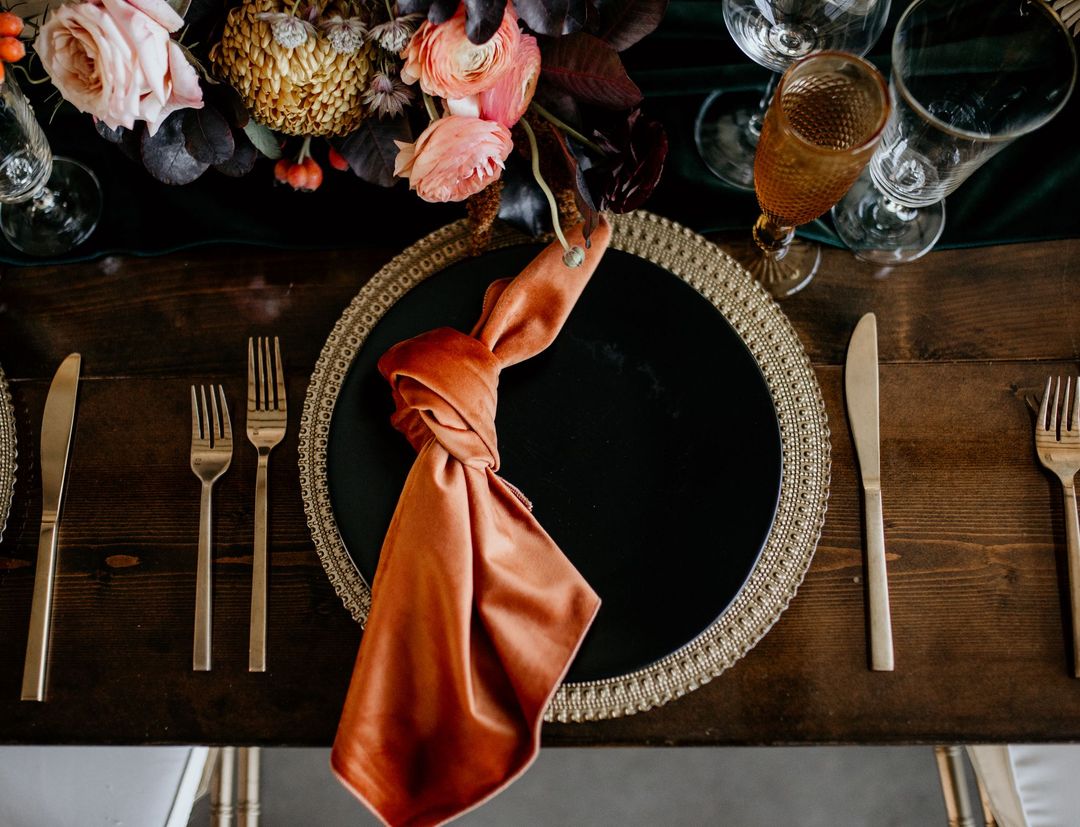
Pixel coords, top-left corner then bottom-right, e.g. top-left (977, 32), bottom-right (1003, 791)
top-left (17, 0), bottom-right (669, 244)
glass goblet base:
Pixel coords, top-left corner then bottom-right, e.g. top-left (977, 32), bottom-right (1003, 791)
top-left (731, 235), bottom-right (821, 299)
top-left (1, 157), bottom-right (103, 257)
top-left (694, 89), bottom-right (766, 191)
top-left (831, 172), bottom-right (945, 265)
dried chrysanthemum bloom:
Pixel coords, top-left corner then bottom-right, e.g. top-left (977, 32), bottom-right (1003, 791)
top-left (321, 14), bottom-right (366, 54)
top-left (369, 14), bottom-right (422, 54)
top-left (362, 71), bottom-right (413, 118)
top-left (256, 12), bottom-right (316, 48)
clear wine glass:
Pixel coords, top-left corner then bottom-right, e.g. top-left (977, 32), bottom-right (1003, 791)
top-left (695, 0), bottom-right (891, 191)
top-left (738, 50), bottom-right (889, 298)
top-left (831, 0), bottom-right (1077, 264)
top-left (0, 74), bottom-right (102, 257)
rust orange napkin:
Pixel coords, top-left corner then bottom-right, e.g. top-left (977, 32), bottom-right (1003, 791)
top-left (332, 218), bottom-right (612, 827)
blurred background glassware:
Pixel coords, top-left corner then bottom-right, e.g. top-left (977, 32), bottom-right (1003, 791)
top-left (695, 0), bottom-right (891, 191)
top-left (740, 50), bottom-right (889, 298)
top-left (831, 0), bottom-right (1077, 265)
top-left (0, 74), bottom-right (102, 257)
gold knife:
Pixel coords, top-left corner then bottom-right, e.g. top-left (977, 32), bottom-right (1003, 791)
top-left (21, 353), bottom-right (81, 701)
top-left (844, 314), bottom-right (894, 672)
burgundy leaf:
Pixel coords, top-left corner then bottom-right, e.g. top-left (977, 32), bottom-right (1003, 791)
top-left (429, 0), bottom-right (459, 23)
top-left (496, 158), bottom-right (550, 236)
top-left (594, 0), bottom-right (668, 51)
top-left (586, 108), bottom-right (667, 213)
top-left (183, 106), bottom-right (235, 165)
top-left (541, 32), bottom-right (643, 109)
top-left (464, 0), bottom-right (507, 42)
top-left (213, 131), bottom-right (258, 177)
top-left (94, 120), bottom-right (125, 144)
top-left (515, 0), bottom-right (586, 37)
top-left (333, 117), bottom-right (413, 188)
top-left (398, 0), bottom-right (433, 15)
top-left (140, 112), bottom-right (209, 185)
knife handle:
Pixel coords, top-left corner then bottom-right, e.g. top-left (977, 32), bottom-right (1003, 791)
top-left (865, 485), bottom-right (894, 671)
top-left (21, 521), bottom-right (60, 701)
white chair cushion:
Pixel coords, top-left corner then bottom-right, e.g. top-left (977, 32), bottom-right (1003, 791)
top-left (968, 745), bottom-right (1080, 827)
top-left (0, 746), bottom-right (208, 827)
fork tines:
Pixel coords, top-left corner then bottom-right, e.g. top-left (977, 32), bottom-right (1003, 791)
top-left (191, 384), bottom-right (232, 448)
top-left (248, 336), bottom-right (286, 414)
top-left (1037, 375), bottom-right (1080, 438)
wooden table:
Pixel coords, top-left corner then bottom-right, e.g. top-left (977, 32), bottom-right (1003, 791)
top-left (1, 234), bottom-right (1078, 746)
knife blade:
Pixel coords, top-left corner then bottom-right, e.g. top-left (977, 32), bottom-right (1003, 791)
top-left (845, 314), bottom-right (894, 672)
top-left (21, 353), bottom-right (81, 701)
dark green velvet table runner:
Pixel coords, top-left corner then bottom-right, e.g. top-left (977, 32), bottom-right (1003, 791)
top-left (2, 0), bottom-right (1077, 265)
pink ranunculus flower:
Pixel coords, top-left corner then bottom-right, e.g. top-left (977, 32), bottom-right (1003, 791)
top-left (394, 115), bottom-right (514, 203)
top-left (34, 0), bottom-right (203, 136)
top-left (400, 2), bottom-right (520, 100)
top-left (479, 33), bottom-right (540, 128)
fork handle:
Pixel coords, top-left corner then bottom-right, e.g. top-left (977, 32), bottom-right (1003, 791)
top-left (249, 451), bottom-right (269, 672)
top-left (1063, 481), bottom-right (1080, 679)
top-left (194, 481), bottom-right (213, 672)
top-left (865, 485), bottom-right (894, 672)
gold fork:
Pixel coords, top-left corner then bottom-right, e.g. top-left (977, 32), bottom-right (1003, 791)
top-left (1035, 375), bottom-right (1080, 677)
top-left (246, 337), bottom-right (286, 672)
top-left (190, 385), bottom-right (233, 672)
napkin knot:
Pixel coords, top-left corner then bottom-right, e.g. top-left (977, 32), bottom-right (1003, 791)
top-left (379, 326), bottom-right (501, 470)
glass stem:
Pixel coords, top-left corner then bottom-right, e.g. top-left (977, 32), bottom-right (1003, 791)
top-left (28, 185), bottom-right (60, 218)
top-left (748, 74), bottom-right (779, 139)
top-left (869, 195), bottom-right (920, 232)
top-left (752, 214), bottom-right (795, 259)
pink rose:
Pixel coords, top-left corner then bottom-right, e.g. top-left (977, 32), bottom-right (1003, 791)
top-left (394, 115), bottom-right (513, 203)
top-left (35, 0), bottom-right (203, 136)
top-left (479, 33), bottom-right (540, 128)
top-left (400, 3), bottom-right (519, 100)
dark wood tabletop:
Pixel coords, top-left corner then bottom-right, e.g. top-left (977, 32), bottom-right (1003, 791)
top-left (0, 232), bottom-right (1078, 746)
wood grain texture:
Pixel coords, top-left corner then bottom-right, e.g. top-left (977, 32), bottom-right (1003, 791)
top-left (0, 234), bottom-right (1079, 746)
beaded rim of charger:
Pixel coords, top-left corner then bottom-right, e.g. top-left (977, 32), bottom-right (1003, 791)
top-left (297, 211), bottom-right (832, 721)
top-left (0, 366), bottom-right (16, 546)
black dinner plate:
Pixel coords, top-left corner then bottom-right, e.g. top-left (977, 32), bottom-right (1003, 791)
top-left (326, 245), bottom-right (783, 683)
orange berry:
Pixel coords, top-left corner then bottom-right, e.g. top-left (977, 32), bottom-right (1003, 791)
top-left (286, 163), bottom-right (310, 190)
top-left (327, 146), bottom-right (349, 172)
top-left (0, 12), bottom-right (23, 38)
top-left (274, 158), bottom-right (292, 183)
top-left (301, 157), bottom-right (322, 190)
top-left (0, 36), bottom-right (24, 63)
top-left (0, 63), bottom-right (5, 84)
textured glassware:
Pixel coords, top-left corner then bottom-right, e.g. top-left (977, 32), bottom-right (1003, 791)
top-left (832, 0), bottom-right (1077, 264)
top-left (741, 51), bottom-right (889, 297)
top-left (694, 0), bottom-right (890, 190)
top-left (0, 75), bottom-right (102, 257)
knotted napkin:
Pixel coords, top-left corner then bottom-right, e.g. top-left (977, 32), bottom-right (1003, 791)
top-left (332, 219), bottom-right (612, 827)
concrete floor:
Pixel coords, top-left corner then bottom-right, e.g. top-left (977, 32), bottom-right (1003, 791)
top-left (191, 746), bottom-right (947, 826)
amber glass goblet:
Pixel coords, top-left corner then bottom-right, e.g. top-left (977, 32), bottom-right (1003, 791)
top-left (742, 51), bottom-right (889, 298)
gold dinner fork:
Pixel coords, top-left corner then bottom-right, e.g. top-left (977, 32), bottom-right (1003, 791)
top-left (246, 337), bottom-right (286, 672)
top-left (1035, 375), bottom-right (1080, 677)
top-left (190, 385), bottom-right (233, 672)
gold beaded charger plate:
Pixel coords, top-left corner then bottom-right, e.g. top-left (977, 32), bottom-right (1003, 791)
top-left (299, 211), bottom-right (830, 721)
top-left (0, 365), bottom-right (16, 544)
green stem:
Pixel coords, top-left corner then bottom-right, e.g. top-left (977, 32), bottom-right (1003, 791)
top-left (422, 92), bottom-right (438, 122)
top-left (529, 102), bottom-right (606, 157)
top-left (520, 118), bottom-right (570, 253)
top-left (382, 0), bottom-right (395, 19)
top-left (297, 135), bottom-right (312, 162)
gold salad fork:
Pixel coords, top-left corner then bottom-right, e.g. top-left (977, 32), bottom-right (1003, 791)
top-left (1035, 376), bottom-right (1080, 677)
top-left (190, 385), bottom-right (233, 672)
top-left (247, 337), bottom-right (286, 672)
